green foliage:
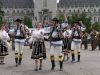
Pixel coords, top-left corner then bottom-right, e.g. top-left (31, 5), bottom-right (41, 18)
top-left (58, 14), bottom-right (65, 23)
top-left (0, 15), bottom-right (3, 24)
top-left (68, 12), bottom-right (92, 32)
top-left (0, 1), bottom-right (4, 25)
top-left (92, 22), bottom-right (100, 31)
top-left (23, 16), bottom-right (33, 28)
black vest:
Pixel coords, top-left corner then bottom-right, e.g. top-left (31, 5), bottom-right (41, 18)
top-left (14, 26), bottom-right (26, 39)
top-left (72, 28), bottom-right (81, 39)
top-left (49, 27), bottom-right (63, 41)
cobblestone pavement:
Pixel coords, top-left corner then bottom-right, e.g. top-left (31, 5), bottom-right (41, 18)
top-left (0, 42), bottom-right (100, 75)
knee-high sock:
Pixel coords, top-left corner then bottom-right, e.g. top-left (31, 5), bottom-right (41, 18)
top-left (77, 51), bottom-right (80, 62)
top-left (19, 53), bottom-right (23, 64)
top-left (71, 50), bottom-right (75, 61)
top-left (59, 56), bottom-right (63, 70)
top-left (15, 53), bottom-right (19, 64)
top-left (50, 56), bottom-right (55, 70)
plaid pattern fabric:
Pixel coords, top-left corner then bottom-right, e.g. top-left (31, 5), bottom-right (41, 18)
top-left (0, 40), bottom-right (8, 56)
top-left (31, 40), bottom-right (46, 59)
top-left (62, 38), bottom-right (72, 52)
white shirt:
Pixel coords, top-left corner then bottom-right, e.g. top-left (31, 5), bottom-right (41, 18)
top-left (61, 23), bottom-right (68, 29)
top-left (0, 30), bottom-right (9, 40)
top-left (0, 30), bottom-right (10, 46)
top-left (63, 29), bottom-right (72, 37)
top-left (29, 29), bottom-right (44, 43)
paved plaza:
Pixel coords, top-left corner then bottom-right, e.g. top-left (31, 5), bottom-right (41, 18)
top-left (0, 43), bottom-right (100, 75)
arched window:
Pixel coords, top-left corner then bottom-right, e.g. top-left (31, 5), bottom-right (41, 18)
top-left (99, 9), bottom-right (100, 12)
top-left (7, 10), bottom-right (9, 14)
top-left (43, 0), bottom-right (47, 7)
top-left (17, 10), bottom-right (19, 13)
top-left (13, 10), bottom-right (15, 13)
top-left (77, 9), bottom-right (80, 12)
top-left (27, 10), bottom-right (30, 14)
top-left (94, 9), bottom-right (96, 12)
top-left (88, 9), bottom-right (90, 12)
top-left (69, 10), bottom-right (71, 13)
top-left (73, 9), bottom-right (75, 12)
top-left (31, 10), bottom-right (34, 13)
top-left (83, 9), bottom-right (86, 12)
top-left (21, 10), bottom-right (24, 13)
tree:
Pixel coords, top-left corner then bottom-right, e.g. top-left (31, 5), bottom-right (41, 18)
top-left (23, 16), bottom-right (33, 28)
top-left (57, 10), bottom-right (65, 23)
top-left (68, 12), bottom-right (92, 32)
top-left (58, 14), bottom-right (65, 23)
top-left (92, 22), bottom-right (100, 31)
top-left (0, 0), bottom-right (4, 25)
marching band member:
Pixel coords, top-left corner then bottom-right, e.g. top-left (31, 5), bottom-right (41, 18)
top-left (29, 23), bottom-right (46, 71)
top-left (71, 22), bottom-right (85, 62)
top-left (13, 19), bottom-right (29, 67)
top-left (49, 18), bottom-right (63, 71)
top-left (0, 24), bottom-right (10, 64)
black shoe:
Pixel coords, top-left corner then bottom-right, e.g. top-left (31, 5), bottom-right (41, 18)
top-left (18, 63), bottom-right (21, 65)
top-left (60, 68), bottom-right (63, 71)
top-left (51, 65), bottom-right (55, 70)
top-left (71, 58), bottom-right (75, 62)
top-left (77, 60), bottom-right (80, 62)
top-left (15, 58), bottom-right (18, 67)
top-left (35, 69), bottom-right (38, 71)
top-left (39, 67), bottom-right (42, 70)
top-left (16, 63), bottom-right (18, 67)
top-left (91, 50), bottom-right (95, 51)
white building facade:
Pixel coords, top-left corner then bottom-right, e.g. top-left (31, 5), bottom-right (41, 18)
top-left (34, 0), bottom-right (57, 22)
top-left (1, 0), bottom-right (34, 25)
top-left (58, 0), bottom-right (100, 23)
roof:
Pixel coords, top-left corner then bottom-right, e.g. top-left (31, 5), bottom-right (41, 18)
top-left (58, 0), bottom-right (100, 7)
top-left (1, 0), bottom-right (34, 8)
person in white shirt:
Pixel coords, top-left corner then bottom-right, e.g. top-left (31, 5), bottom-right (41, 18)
top-left (29, 23), bottom-right (46, 71)
top-left (71, 22), bottom-right (84, 62)
top-left (13, 19), bottom-right (29, 67)
top-left (62, 25), bottom-right (72, 61)
top-left (0, 24), bottom-right (10, 64)
top-left (49, 18), bottom-right (64, 71)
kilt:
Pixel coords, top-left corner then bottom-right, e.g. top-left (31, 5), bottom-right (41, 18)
top-left (62, 38), bottom-right (72, 52)
top-left (31, 40), bottom-right (46, 59)
top-left (0, 40), bottom-right (8, 56)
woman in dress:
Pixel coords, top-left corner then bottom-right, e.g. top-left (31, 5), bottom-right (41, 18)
top-left (0, 24), bottom-right (10, 64)
top-left (29, 23), bottom-right (46, 71)
top-left (62, 25), bottom-right (72, 61)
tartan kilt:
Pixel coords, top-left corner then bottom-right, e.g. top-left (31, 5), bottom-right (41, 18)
top-left (0, 40), bottom-right (8, 56)
top-left (31, 40), bottom-right (46, 59)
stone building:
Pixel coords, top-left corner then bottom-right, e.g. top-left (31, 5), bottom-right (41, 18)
top-left (34, 0), bottom-right (57, 23)
top-left (1, 0), bottom-right (34, 25)
top-left (58, 0), bottom-right (100, 23)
